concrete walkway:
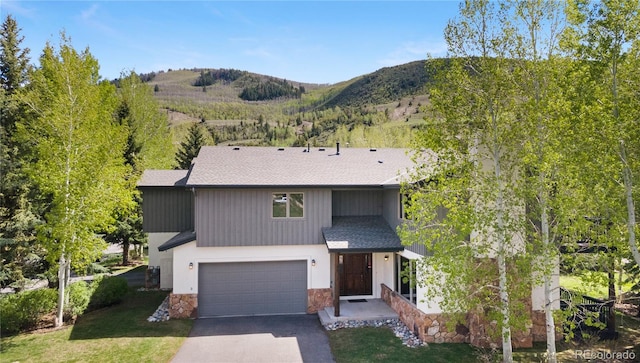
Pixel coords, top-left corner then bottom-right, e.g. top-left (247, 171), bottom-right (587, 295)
top-left (318, 298), bottom-right (398, 325)
top-left (171, 314), bottom-right (335, 363)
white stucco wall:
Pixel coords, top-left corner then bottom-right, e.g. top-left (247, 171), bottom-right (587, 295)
top-left (398, 250), bottom-right (444, 314)
top-left (531, 256), bottom-right (561, 310)
top-left (147, 232), bottom-right (177, 289)
top-left (371, 253), bottom-right (395, 299)
top-left (171, 243), bottom-right (332, 294)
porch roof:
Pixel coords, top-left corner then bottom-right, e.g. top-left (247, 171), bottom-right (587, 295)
top-left (321, 216), bottom-right (404, 253)
top-left (158, 230), bottom-right (196, 252)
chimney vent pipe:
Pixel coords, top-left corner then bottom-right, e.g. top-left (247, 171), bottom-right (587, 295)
top-left (336, 142), bottom-right (340, 155)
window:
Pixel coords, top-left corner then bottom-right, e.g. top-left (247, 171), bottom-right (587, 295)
top-left (399, 193), bottom-right (411, 220)
top-left (396, 256), bottom-right (417, 305)
top-left (272, 192), bottom-right (304, 218)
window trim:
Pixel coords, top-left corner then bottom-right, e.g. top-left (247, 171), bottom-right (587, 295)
top-left (272, 192), bottom-right (305, 219)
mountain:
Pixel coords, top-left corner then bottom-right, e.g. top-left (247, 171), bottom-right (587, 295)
top-left (319, 60), bottom-right (430, 109)
top-left (139, 60), bottom-right (435, 148)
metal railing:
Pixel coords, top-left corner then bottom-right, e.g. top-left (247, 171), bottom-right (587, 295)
top-left (560, 287), bottom-right (613, 337)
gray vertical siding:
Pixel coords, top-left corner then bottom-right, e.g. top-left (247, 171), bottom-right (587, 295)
top-left (332, 190), bottom-right (383, 216)
top-left (382, 189), bottom-right (401, 229)
top-left (195, 188), bottom-right (332, 247)
top-left (382, 188), bottom-right (428, 256)
top-left (141, 187), bottom-right (193, 232)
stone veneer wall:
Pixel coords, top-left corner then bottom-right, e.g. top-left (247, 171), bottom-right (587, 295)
top-left (531, 310), bottom-right (563, 342)
top-left (467, 309), bottom-right (533, 349)
top-left (464, 296), bottom-right (535, 349)
top-left (307, 288), bottom-right (333, 313)
top-left (169, 293), bottom-right (197, 318)
top-left (381, 284), bottom-right (469, 343)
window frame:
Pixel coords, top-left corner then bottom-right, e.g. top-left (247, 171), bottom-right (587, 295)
top-left (272, 192), bottom-right (305, 219)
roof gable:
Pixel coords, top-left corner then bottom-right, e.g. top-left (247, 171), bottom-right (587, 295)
top-left (138, 170), bottom-right (189, 187)
top-left (186, 146), bottom-right (417, 187)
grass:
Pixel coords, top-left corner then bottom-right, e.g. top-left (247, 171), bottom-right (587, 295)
top-left (327, 314), bottom-right (640, 363)
top-left (327, 327), bottom-right (477, 363)
top-left (560, 273), bottom-right (634, 300)
top-left (0, 290), bottom-right (192, 363)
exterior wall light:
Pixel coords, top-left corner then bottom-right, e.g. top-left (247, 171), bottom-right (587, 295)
top-left (311, 259), bottom-right (316, 267)
top-left (189, 262), bottom-right (193, 270)
top-left (384, 255), bottom-right (389, 261)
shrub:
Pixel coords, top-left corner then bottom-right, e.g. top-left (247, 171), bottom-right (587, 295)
top-left (65, 281), bottom-right (91, 318)
top-left (82, 262), bottom-right (110, 276)
top-left (0, 288), bottom-right (57, 335)
top-left (89, 275), bottom-right (129, 309)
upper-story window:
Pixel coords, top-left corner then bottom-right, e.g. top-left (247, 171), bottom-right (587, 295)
top-left (272, 192), bottom-right (304, 218)
top-left (399, 192), bottom-right (411, 220)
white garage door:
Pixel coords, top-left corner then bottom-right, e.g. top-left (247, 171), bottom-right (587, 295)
top-left (198, 260), bottom-right (308, 317)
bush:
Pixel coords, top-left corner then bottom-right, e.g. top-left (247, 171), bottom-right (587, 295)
top-left (0, 288), bottom-right (57, 335)
top-left (82, 262), bottom-right (110, 276)
top-left (89, 275), bottom-right (129, 309)
top-left (65, 281), bottom-right (91, 318)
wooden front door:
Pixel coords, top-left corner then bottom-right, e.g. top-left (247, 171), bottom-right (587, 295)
top-left (339, 253), bottom-right (372, 296)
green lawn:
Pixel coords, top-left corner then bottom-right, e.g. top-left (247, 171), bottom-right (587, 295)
top-left (560, 273), bottom-right (634, 299)
top-left (0, 290), bottom-right (192, 363)
top-left (3, 287), bottom-right (637, 363)
top-left (327, 321), bottom-right (640, 363)
top-left (327, 327), bottom-right (478, 363)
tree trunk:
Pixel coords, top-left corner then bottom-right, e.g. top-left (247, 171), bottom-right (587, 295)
top-left (608, 260), bottom-right (616, 333)
top-left (494, 150), bottom-right (513, 363)
top-left (621, 144), bottom-right (639, 268)
top-left (64, 259), bottom-right (71, 306)
top-left (541, 197), bottom-right (557, 363)
top-left (55, 255), bottom-right (67, 327)
top-left (498, 253), bottom-right (513, 363)
top-left (122, 240), bottom-right (130, 265)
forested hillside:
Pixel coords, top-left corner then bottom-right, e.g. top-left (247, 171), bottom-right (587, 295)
top-left (142, 60), bottom-right (435, 148)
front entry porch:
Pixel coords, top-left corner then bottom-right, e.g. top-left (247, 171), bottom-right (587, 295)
top-left (317, 298), bottom-right (398, 325)
top-left (321, 216), bottom-right (404, 317)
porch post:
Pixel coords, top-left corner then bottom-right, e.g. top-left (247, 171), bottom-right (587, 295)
top-left (333, 252), bottom-right (340, 317)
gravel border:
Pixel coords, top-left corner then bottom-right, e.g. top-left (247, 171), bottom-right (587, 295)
top-left (323, 318), bottom-right (426, 348)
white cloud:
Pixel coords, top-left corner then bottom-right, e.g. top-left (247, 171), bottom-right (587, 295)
top-left (80, 3), bottom-right (99, 21)
top-left (2, 1), bottom-right (37, 18)
top-left (77, 3), bottom-right (115, 36)
top-left (244, 46), bottom-right (277, 60)
top-left (378, 40), bottom-right (448, 67)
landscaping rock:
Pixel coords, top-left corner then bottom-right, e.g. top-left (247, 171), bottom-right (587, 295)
top-left (147, 295), bottom-right (170, 322)
top-left (322, 318), bottom-right (427, 348)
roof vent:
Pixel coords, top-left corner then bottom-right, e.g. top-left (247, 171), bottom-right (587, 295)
top-left (278, 148), bottom-right (285, 151)
top-left (378, 160), bottom-right (383, 164)
top-left (318, 148), bottom-right (326, 151)
top-left (370, 148), bottom-right (377, 152)
top-left (232, 147), bottom-right (240, 150)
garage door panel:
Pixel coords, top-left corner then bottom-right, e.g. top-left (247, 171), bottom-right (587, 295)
top-left (198, 260), bottom-right (307, 317)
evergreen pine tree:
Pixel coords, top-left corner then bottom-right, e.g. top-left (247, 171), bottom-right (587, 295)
top-left (0, 15), bottom-right (47, 289)
top-left (175, 123), bottom-right (206, 169)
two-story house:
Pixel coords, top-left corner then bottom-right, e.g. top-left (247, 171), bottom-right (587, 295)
top-left (138, 145), bottom-right (557, 347)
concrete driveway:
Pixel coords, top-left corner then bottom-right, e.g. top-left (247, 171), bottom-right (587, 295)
top-left (170, 314), bottom-right (335, 363)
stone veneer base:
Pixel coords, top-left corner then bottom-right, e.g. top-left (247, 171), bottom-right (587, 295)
top-left (307, 288), bottom-right (333, 313)
top-left (381, 284), bottom-right (469, 344)
top-left (169, 293), bottom-right (197, 319)
top-left (168, 289), bottom-right (332, 318)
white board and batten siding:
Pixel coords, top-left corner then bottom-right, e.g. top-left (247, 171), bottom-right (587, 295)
top-left (194, 188), bottom-right (332, 247)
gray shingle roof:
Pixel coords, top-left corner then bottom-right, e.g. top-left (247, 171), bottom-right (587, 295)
top-left (158, 231), bottom-right (196, 251)
top-left (322, 216), bottom-right (404, 253)
top-left (138, 170), bottom-right (189, 187)
top-left (186, 146), bottom-right (417, 187)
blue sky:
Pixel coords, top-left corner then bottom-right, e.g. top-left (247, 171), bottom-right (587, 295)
top-left (3, 1), bottom-right (460, 84)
